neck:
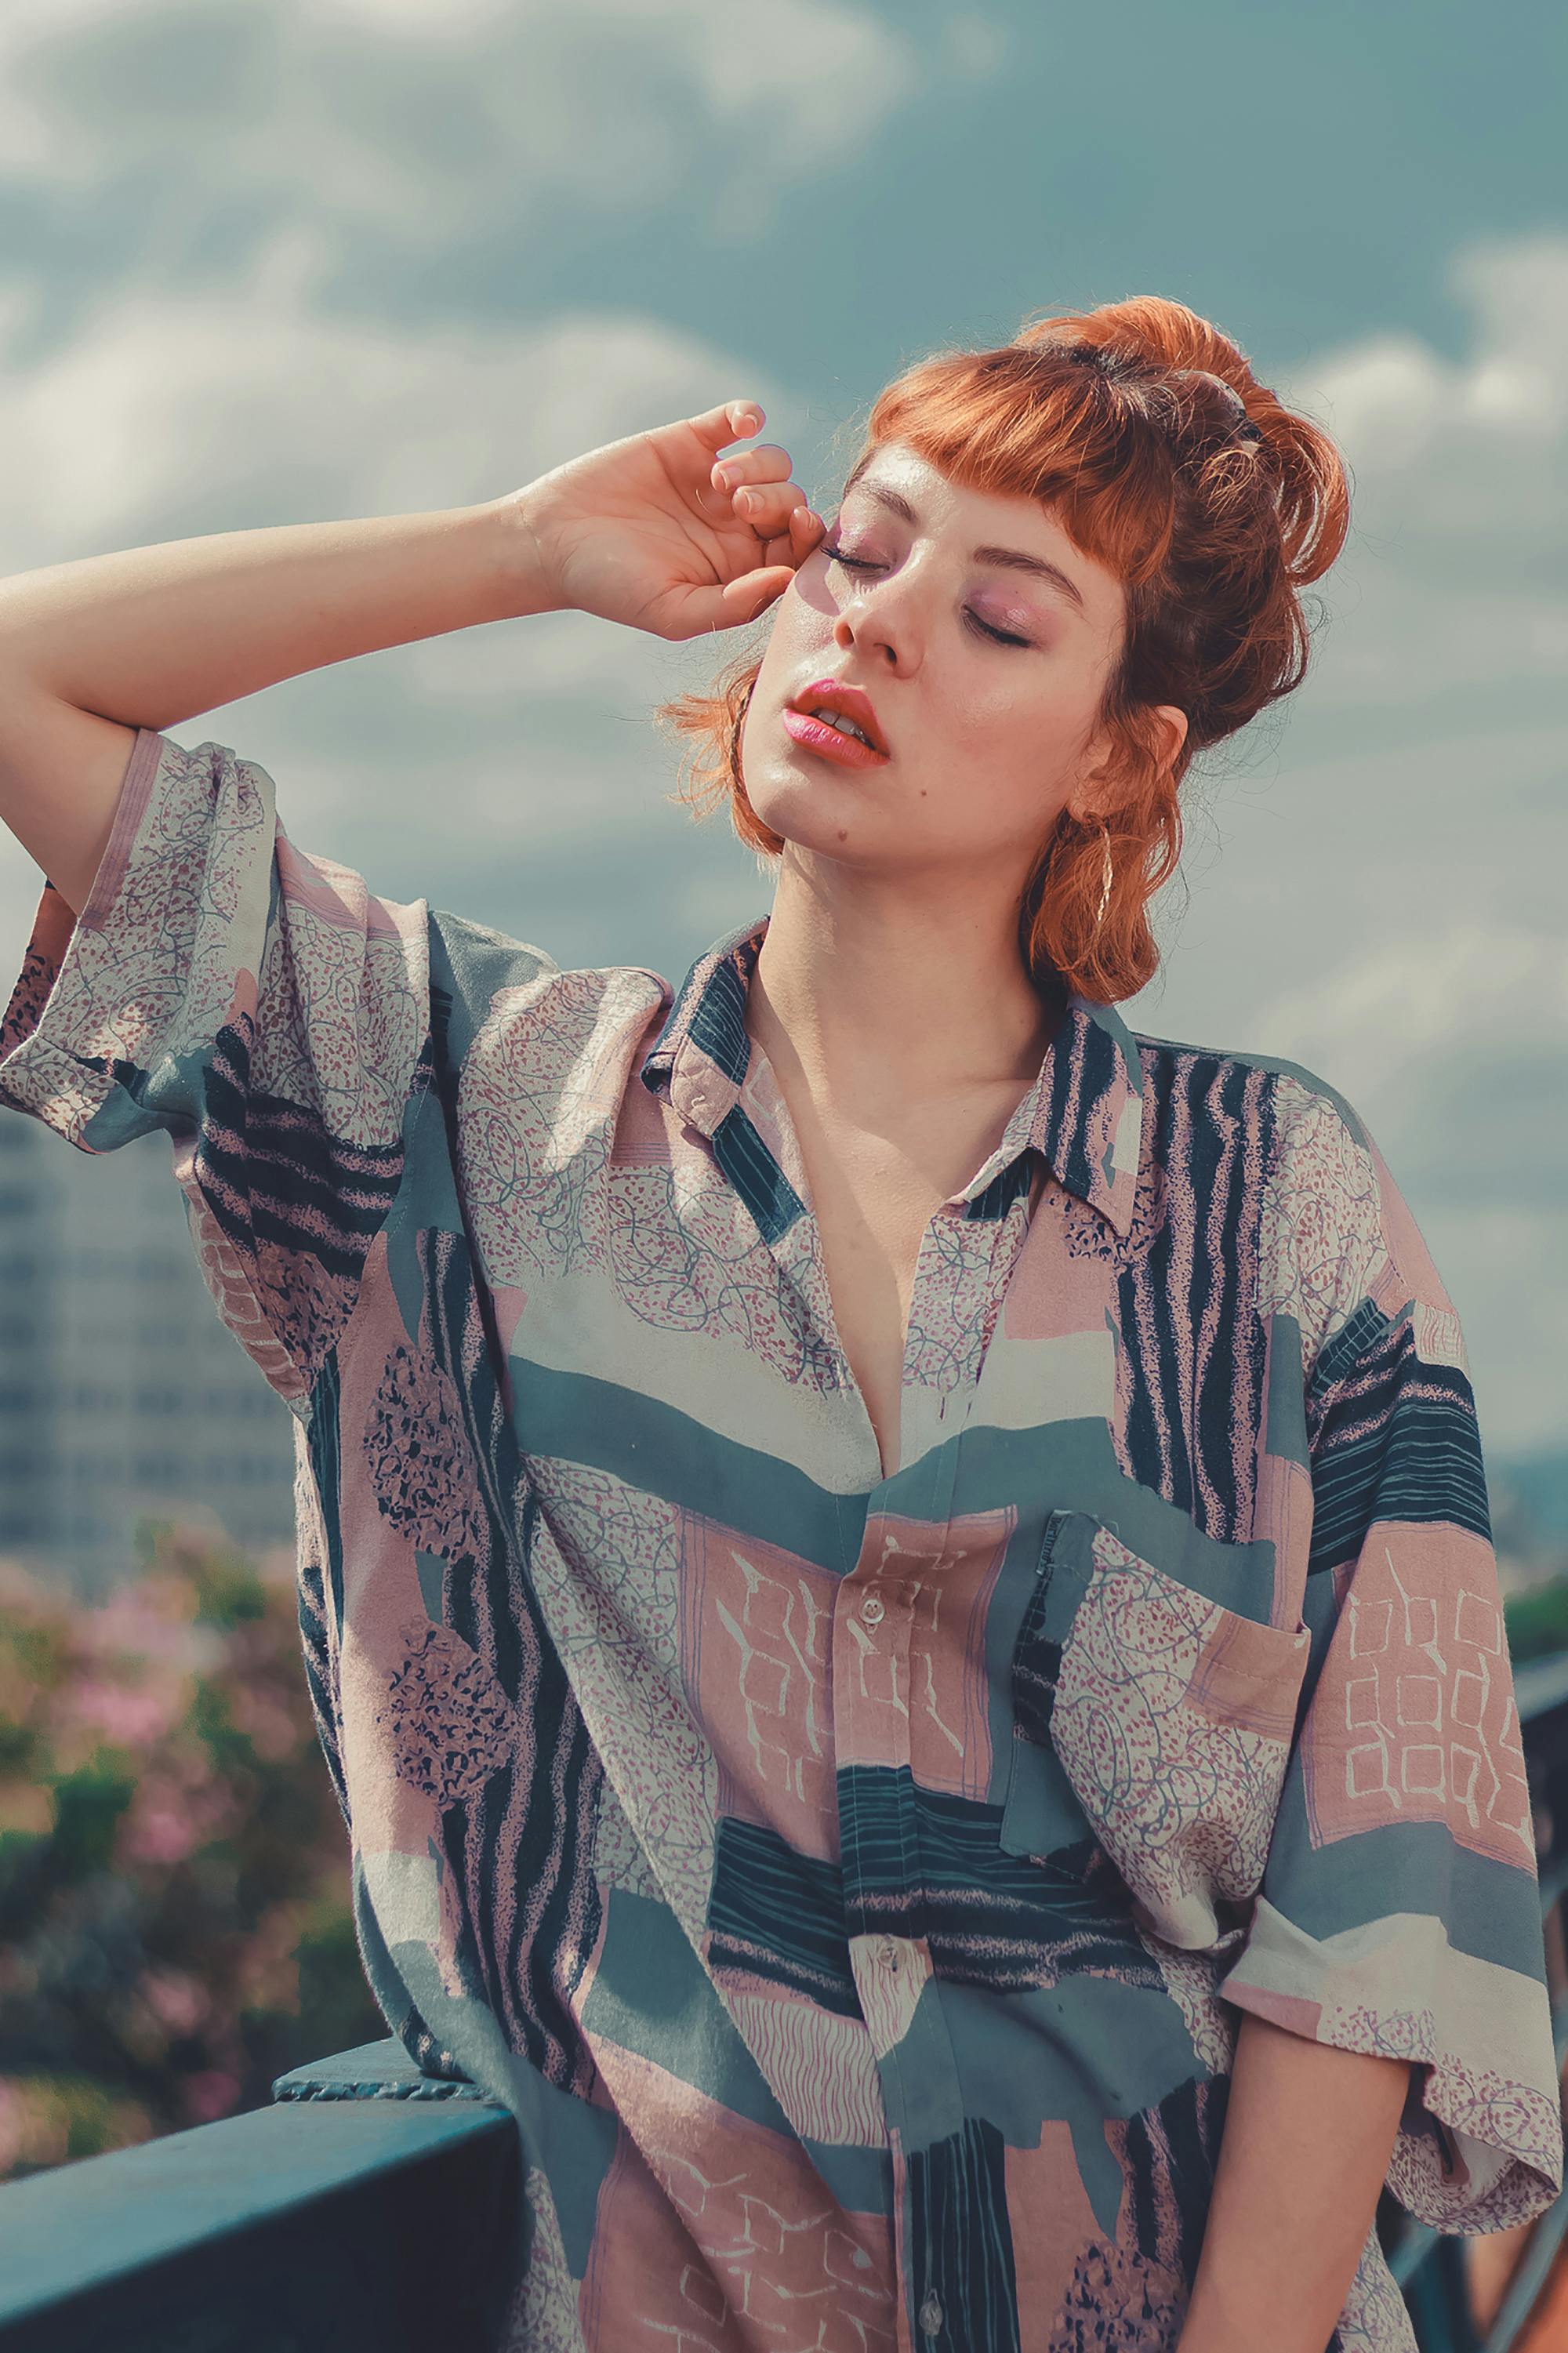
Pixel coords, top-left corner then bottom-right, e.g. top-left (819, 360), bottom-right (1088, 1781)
top-left (746, 847), bottom-right (1065, 1118)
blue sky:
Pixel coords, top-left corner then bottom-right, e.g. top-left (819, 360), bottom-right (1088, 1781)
top-left (0, 0), bottom-right (1563, 1451)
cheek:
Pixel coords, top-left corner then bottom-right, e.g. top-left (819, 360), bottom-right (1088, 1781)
top-left (916, 690), bottom-right (1087, 843)
top-left (940, 684), bottom-right (1063, 775)
top-left (771, 564), bottom-right (836, 640)
top-left (750, 588), bottom-right (822, 706)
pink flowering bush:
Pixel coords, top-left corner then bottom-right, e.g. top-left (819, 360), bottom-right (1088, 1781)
top-left (0, 1521), bottom-right (383, 2181)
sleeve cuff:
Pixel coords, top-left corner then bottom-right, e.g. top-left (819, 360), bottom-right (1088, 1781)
top-left (1218, 1895), bottom-right (1563, 2233)
top-left (75, 724), bottom-right (167, 934)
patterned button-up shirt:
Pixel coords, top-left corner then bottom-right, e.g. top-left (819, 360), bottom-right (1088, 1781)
top-left (2, 728), bottom-right (1560, 2353)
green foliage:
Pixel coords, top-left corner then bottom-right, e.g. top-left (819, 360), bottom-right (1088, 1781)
top-left (0, 1523), bottom-right (385, 2181)
top-left (1504, 1578), bottom-right (1568, 1665)
top-left (45, 1755), bottom-right (138, 1876)
top-left (188, 1546), bottom-right (270, 1632)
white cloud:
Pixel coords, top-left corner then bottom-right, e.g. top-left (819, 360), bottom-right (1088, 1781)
top-left (0, 271), bottom-right (802, 566)
top-left (1261, 923), bottom-right (1563, 1071)
top-left (1250, 924), bottom-right (1566, 1172)
top-left (0, 0), bottom-right (928, 242)
top-left (1274, 232), bottom-right (1568, 709)
top-left (1290, 233), bottom-right (1568, 467)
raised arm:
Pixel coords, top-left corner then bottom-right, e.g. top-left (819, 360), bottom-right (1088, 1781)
top-left (0, 398), bottom-right (823, 915)
top-left (0, 500), bottom-right (551, 916)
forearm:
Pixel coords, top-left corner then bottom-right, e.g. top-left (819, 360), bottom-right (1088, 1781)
top-left (0, 491), bottom-right (556, 736)
top-left (1178, 2009), bottom-right (1411, 2353)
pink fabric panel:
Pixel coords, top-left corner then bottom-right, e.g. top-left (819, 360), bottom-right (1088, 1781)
top-left (831, 1507), bottom-right (1013, 1798)
top-left (678, 1516), bottom-right (840, 1861)
top-left (1303, 1520), bottom-right (1534, 1868)
top-left (1001, 1180), bottom-right (1113, 1340)
top-left (579, 2041), bottom-right (898, 2351)
top-left (1005, 2122), bottom-right (1116, 2349)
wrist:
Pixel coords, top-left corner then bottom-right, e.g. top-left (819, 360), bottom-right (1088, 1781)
top-left (492, 484), bottom-right (567, 621)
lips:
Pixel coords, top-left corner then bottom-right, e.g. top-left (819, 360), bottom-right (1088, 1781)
top-left (781, 706), bottom-right (889, 770)
top-left (786, 677), bottom-right (889, 758)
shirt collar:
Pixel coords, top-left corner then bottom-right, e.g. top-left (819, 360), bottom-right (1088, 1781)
top-left (640, 914), bottom-right (1145, 1240)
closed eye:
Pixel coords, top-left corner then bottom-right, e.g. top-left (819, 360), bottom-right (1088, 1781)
top-left (826, 546), bottom-right (1033, 648)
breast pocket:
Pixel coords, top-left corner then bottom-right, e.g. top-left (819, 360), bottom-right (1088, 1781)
top-left (1001, 1509), bottom-right (1312, 1952)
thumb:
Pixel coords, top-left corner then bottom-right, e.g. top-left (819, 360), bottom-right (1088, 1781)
top-left (717, 566), bottom-right (794, 626)
top-left (656, 565), bottom-right (793, 640)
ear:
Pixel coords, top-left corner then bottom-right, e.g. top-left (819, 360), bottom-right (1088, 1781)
top-left (1070, 703), bottom-right (1189, 822)
top-left (1152, 703), bottom-right (1189, 775)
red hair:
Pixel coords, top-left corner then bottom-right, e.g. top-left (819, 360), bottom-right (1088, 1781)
top-left (653, 295), bottom-right (1350, 1002)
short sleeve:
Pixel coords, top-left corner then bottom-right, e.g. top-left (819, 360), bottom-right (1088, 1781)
top-left (0, 728), bottom-right (433, 1414)
top-left (1218, 1079), bottom-right (1565, 2234)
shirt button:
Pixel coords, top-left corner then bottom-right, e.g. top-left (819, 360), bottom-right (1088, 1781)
top-left (874, 1936), bottom-right (898, 1972)
top-left (919, 2292), bottom-right (943, 2336)
top-left (860, 1591), bottom-right (884, 1626)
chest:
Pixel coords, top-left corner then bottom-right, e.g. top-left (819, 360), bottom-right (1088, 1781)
top-left (782, 1095), bottom-right (1037, 1482)
top-left (802, 1133), bottom-right (935, 1456)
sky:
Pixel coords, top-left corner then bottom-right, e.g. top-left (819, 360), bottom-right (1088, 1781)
top-left (0, 0), bottom-right (1563, 1453)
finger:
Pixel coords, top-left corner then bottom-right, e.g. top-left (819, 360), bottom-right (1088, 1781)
top-left (709, 444), bottom-right (794, 493)
top-left (753, 507), bottom-right (823, 573)
top-left (691, 399), bottom-right (765, 452)
top-left (731, 479), bottom-right (810, 535)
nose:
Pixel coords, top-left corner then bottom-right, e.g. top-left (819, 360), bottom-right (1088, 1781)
top-left (832, 576), bottom-right (914, 669)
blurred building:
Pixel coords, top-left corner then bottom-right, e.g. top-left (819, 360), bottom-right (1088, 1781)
top-left (0, 1113), bottom-right (296, 1599)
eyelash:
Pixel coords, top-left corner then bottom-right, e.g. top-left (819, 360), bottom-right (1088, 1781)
top-left (824, 546), bottom-right (1033, 648)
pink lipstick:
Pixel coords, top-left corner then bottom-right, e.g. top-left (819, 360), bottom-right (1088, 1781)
top-left (781, 707), bottom-right (891, 770)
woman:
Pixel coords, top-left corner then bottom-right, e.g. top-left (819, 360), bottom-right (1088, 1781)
top-left (0, 295), bottom-right (1560, 2353)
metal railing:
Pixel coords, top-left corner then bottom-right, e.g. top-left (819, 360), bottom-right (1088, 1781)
top-left (3, 1656), bottom-right (1568, 2353)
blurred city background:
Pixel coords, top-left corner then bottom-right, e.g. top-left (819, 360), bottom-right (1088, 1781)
top-left (0, 0), bottom-right (1563, 2195)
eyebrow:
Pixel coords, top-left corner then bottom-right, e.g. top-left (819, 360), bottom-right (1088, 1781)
top-left (844, 480), bottom-right (1087, 613)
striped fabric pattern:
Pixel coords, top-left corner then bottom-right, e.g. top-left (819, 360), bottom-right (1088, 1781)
top-left (2, 727), bottom-right (1560, 2353)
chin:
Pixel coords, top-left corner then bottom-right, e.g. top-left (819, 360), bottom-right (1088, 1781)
top-left (744, 768), bottom-right (885, 859)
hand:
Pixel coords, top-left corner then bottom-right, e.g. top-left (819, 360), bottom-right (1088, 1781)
top-left (511, 399), bottom-right (826, 641)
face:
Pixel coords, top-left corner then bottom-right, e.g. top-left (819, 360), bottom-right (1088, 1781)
top-left (742, 443), bottom-right (1178, 889)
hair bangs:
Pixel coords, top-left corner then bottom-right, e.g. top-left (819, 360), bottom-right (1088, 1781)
top-left (852, 349), bottom-right (1179, 590)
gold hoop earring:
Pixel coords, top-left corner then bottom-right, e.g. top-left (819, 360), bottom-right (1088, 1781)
top-left (1094, 828), bottom-right (1113, 928)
